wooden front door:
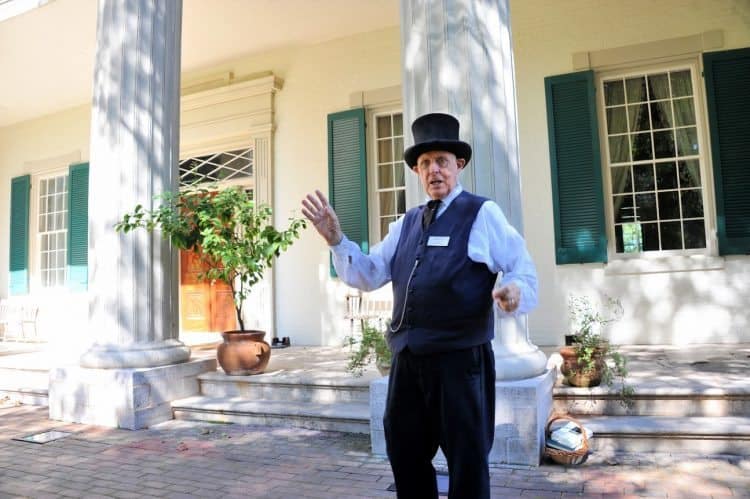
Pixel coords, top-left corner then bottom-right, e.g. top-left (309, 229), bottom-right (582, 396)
top-left (180, 250), bottom-right (237, 332)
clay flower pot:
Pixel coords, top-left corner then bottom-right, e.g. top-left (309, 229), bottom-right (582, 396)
top-left (217, 330), bottom-right (271, 375)
top-left (559, 345), bottom-right (605, 387)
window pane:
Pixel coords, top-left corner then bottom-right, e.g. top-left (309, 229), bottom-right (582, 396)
top-left (613, 195), bottom-right (634, 223)
top-left (678, 160), bottom-right (701, 187)
top-left (377, 116), bottom-right (391, 137)
top-left (393, 114), bottom-right (403, 136)
top-left (635, 193), bottom-right (657, 221)
top-left (656, 162), bottom-right (678, 190)
top-left (379, 191), bottom-right (394, 216)
top-left (626, 76), bottom-right (647, 103)
top-left (608, 135), bottom-right (630, 163)
top-left (396, 190), bottom-right (405, 213)
top-left (683, 220), bottom-right (706, 249)
top-left (41, 252), bottom-right (48, 269)
top-left (673, 98), bottom-right (696, 126)
top-left (394, 137), bottom-right (404, 162)
top-left (394, 164), bottom-right (405, 186)
top-left (660, 221), bottom-right (683, 250)
top-left (633, 164), bottom-right (654, 191)
top-left (380, 217), bottom-right (392, 239)
top-left (642, 223), bottom-right (659, 251)
top-left (57, 250), bottom-right (66, 268)
top-left (681, 189), bottom-right (704, 218)
top-left (650, 101), bottom-right (672, 129)
top-left (658, 191), bottom-right (680, 220)
top-left (378, 164), bottom-right (393, 189)
top-left (606, 107), bottom-right (627, 134)
top-left (653, 130), bottom-right (675, 159)
top-left (670, 70), bottom-right (692, 97)
top-left (377, 139), bottom-right (393, 163)
top-left (648, 73), bottom-right (670, 100)
top-left (611, 166), bottom-right (632, 194)
top-left (40, 180), bottom-right (47, 196)
top-left (676, 127), bottom-right (699, 156)
top-left (604, 80), bottom-right (625, 105)
top-left (628, 104), bottom-right (650, 132)
top-left (631, 133), bottom-right (652, 160)
top-left (617, 222), bottom-right (645, 253)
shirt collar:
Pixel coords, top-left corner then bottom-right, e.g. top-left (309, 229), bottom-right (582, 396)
top-left (423, 184), bottom-right (463, 215)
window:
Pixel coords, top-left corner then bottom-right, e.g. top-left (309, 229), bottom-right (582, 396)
top-left (179, 147), bottom-right (253, 188)
top-left (36, 174), bottom-right (68, 288)
top-left (545, 47), bottom-right (750, 264)
top-left (371, 111), bottom-right (405, 240)
top-left (9, 163), bottom-right (89, 295)
top-left (601, 67), bottom-right (707, 254)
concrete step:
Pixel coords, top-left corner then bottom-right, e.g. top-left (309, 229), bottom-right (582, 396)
top-left (577, 415), bottom-right (750, 455)
top-left (197, 371), bottom-right (370, 404)
top-left (553, 380), bottom-right (750, 417)
top-left (172, 395), bottom-right (370, 434)
top-left (0, 367), bottom-right (49, 406)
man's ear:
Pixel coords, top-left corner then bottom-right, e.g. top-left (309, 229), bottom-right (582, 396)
top-left (456, 158), bottom-right (466, 170)
top-left (411, 165), bottom-right (419, 173)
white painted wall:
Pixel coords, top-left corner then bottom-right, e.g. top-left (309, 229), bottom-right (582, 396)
top-left (3, 1), bottom-right (750, 349)
top-left (510, 0), bottom-right (750, 345)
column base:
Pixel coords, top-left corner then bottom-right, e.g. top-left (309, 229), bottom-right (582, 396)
top-left (370, 368), bottom-right (555, 466)
top-left (80, 339), bottom-right (191, 368)
top-left (48, 358), bottom-right (216, 429)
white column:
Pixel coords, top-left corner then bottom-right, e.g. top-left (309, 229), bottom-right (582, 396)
top-left (81, 0), bottom-right (189, 368)
top-left (400, 0), bottom-right (546, 379)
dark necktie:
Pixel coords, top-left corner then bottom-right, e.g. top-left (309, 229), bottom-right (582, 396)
top-left (422, 200), bottom-right (441, 230)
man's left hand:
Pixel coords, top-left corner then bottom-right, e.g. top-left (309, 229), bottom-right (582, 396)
top-left (493, 283), bottom-right (521, 313)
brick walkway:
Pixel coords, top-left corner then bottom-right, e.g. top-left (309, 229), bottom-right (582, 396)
top-left (1, 403), bottom-right (748, 498)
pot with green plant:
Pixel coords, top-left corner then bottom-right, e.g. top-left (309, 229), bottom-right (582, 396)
top-left (345, 318), bottom-right (392, 377)
top-left (559, 294), bottom-right (634, 406)
top-left (115, 185), bottom-right (306, 375)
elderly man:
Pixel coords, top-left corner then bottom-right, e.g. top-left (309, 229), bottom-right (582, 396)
top-left (302, 112), bottom-right (538, 499)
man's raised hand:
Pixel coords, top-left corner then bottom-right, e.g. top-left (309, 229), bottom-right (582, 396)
top-left (301, 190), bottom-right (343, 246)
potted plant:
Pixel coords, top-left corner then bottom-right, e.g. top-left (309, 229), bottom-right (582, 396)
top-left (345, 318), bottom-right (392, 377)
top-left (115, 185), bottom-right (306, 375)
top-left (559, 294), bottom-right (634, 407)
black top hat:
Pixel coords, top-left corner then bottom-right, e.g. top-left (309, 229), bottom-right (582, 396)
top-left (403, 113), bottom-right (472, 167)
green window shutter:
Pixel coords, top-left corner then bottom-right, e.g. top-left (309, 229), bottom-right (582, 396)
top-left (704, 47), bottom-right (750, 255)
top-left (327, 108), bottom-right (368, 276)
top-left (67, 162), bottom-right (89, 291)
top-left (9, 175), bottom-right (31, 295)
top-left (545, 70), bottom-right (607, 264)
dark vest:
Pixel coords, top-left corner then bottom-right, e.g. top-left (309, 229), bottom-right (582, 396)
top-left (388, 191), bottom-right (497, 355)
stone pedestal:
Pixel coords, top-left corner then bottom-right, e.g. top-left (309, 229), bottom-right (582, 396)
top-left (370, 368), bottom-right (555, 466)
top-left (49, 358), bottom-right (216, 429)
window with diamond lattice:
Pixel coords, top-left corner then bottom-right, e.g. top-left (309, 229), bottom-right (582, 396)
top-left (179, 147), bottom-right (253, 188)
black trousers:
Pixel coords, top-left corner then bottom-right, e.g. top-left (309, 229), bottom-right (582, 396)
top-left (384, 342), bottom-right (495, 499)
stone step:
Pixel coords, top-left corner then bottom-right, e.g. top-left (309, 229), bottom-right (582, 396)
top-left (197, 371), bottom-right (370, 404)
top-left (553, 381), bottom-right (750, 418)
top-left (0, 367), bottom-right (49, 406)
top-left (171, 395), bottom-right (370, 434)
top-left (576, 415), bottom-right (750, 456)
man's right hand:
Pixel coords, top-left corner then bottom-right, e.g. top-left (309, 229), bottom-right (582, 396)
top-left (301, 190), bottom-right (344, 246)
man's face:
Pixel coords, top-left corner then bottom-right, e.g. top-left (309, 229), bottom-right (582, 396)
top-left (412, 150), bottom-right (465, 200)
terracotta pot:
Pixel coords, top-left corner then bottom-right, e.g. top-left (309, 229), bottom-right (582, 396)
top-left (216, 330), bottom-right (271, 375)
top-left (559, 345), bottom-right (605, 387)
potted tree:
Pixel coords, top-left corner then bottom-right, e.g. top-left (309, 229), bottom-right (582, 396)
top-left (559, 294), bottom-right (634, 407)
top-left (115, 186), bottom-right (306, 375)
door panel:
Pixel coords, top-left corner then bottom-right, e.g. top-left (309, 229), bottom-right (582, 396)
top-left (180, 250), bottom-right (236, 332)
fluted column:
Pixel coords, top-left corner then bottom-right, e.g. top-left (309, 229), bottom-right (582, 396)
top-left (81, 0), bottom-right (189, 368)
top-left (400, 0), bottom-right (546, 379)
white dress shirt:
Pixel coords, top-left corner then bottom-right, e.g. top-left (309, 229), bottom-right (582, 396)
top-left (330, 185), bottom-right (538, 316)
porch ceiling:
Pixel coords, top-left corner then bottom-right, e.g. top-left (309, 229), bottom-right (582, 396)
top-left (0, 0), bottom-right (399, 128)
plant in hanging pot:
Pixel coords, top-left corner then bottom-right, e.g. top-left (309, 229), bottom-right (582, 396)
top-left (115, 185), bottom-right (306, 375)
top-left (559, 294), bottom-right (634, 407)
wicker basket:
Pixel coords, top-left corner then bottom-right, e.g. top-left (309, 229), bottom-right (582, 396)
top-left (544, 414), bottom-right (589, 465)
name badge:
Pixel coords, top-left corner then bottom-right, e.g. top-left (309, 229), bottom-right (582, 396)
top-left (427, 236), bottom-right (450, 247)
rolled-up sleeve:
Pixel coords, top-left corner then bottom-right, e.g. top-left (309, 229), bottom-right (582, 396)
top-left (467, 201), bottom-right (539, 315)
